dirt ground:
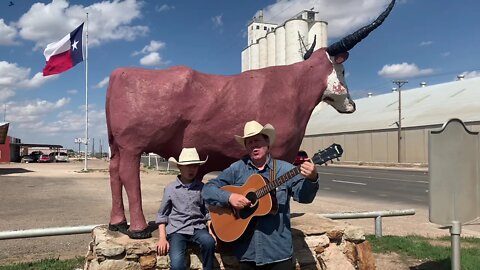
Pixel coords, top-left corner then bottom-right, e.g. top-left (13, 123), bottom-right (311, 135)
top-left (0, 159), bottom-right (479, 268)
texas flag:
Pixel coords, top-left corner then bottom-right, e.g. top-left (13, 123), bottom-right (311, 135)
top-left (43, 23), bottom-right (84, 76)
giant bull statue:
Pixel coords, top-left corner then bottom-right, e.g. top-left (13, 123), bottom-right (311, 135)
top-left (106, 0), bottom-right (395, 238)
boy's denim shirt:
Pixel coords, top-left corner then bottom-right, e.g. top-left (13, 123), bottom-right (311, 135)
top-left (156, 177), bottom-right (210, 235)
top-left (202, 155), bottom-right (319, 265)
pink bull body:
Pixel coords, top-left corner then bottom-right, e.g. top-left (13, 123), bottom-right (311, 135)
top-left (106, 0), bottom-right (395, 236)
top-left (106, 49), bottom-right (350, 231)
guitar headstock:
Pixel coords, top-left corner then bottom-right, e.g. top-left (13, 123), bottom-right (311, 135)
top-left (311, 143), bottom-right (343, 166)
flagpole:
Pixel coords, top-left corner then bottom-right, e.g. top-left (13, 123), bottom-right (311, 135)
top-left (84, 13), bottom-right (89, 171)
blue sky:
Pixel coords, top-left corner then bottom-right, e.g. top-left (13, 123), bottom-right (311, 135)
top-left (1, 0), bottom-right (479, 151)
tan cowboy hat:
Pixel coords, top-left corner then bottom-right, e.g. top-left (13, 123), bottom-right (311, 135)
top-left (234, 120), bottom-right (276, 148)
top-left (168, 147), bottom-right (208, 166)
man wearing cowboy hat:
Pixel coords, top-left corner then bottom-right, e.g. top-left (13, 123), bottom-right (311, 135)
top-left (202, 120), bottom-right (319, 269)
top-left (156, 148), bottom-right (216, 270)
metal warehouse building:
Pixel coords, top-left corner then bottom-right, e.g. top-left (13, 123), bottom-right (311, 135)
top-left (300, 77), bottom-right (480, 164)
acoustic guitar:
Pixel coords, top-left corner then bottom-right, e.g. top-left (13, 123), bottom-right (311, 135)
top-left (208, 143), bottom-right (343, 242)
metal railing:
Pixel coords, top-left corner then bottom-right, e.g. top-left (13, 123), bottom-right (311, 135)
top-left (319, 209), bottom-right (415, 238)
top-left (0, 209), bottom-right (415, 240)
top-left (0, 224), bottom-right (102, 240)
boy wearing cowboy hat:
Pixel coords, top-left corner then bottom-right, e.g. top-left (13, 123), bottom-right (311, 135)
top-left (156, 148), bottom-right (216, 270)
top-left (202, 120), bottom-right (319, 269)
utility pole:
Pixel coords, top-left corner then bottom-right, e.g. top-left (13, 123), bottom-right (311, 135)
top-left (92, 138), bottom-right (95, 158)
top-left (99, 138), bottom-right (102, 158)
top-left (392, 80), bottom-right (408, 163)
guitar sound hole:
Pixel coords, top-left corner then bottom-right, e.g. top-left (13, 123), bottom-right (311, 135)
top-left (245, 192), bottom-right (257, 205)
top-left (238, 192), bottom-right (258, 220)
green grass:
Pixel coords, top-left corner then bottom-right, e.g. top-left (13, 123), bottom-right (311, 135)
top-left (0, 257), bottom-right (83, 270)
top-left (367, 235), bottom-right (480, 270)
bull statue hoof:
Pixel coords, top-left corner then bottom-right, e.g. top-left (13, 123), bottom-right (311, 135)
top-left (109, 221), bottom-right (157, 239)
top-left (126, 228), bottom-right (152, 239)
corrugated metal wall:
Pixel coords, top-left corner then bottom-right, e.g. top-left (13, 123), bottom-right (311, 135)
top-left (300, 122), bottom-right (480, 164)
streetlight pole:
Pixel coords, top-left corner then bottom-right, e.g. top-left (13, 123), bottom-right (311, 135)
top-left (392, 80), bottom-right (408, 163)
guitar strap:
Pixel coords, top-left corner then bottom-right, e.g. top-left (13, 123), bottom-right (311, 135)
top-left (268, 159), bottom-right (279, 215)
top-left (269, 158), bottom-right (277, 182)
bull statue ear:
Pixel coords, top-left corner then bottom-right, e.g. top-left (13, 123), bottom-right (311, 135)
top-left (334, 52), bottom-right (349, 64)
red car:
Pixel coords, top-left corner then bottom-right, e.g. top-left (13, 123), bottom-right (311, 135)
top-left (38, 154), bottom-right (52, 163)
top-left (293, 150), bottom-right (309, 166)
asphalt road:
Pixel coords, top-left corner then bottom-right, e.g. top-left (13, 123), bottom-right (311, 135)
top-left (318, 166), bottom-right (429, 206)
top-left (142, 158), bottom-right (431, 206)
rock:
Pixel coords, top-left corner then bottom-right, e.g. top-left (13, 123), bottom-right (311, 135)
top-left (139, 255), bottom-right (157, 269)
top-left (356, 241), bottom-right (376, 270)
top-left (343, 241), bottom-right (357, 265)
top-left (85, 215), bottom-right (376, 269)
top-left (344, 225), bottom-right (366, 242)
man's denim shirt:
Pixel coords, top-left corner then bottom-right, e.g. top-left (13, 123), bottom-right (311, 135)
top-left (156, 177), bottom-right (210, 235)
top-left (202, 155), bottom-right (319, 265)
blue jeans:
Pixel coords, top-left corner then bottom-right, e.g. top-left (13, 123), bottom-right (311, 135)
top-left (168, 229), bottom-right (216, 270)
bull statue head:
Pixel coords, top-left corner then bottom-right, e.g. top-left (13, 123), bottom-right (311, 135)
top-left (304, 0), bottom-right (396, 114)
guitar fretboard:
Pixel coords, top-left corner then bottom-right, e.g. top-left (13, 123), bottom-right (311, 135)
top-left (256, 166), bottom-right (301, 198)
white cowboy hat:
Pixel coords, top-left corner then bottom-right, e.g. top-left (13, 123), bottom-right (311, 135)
top-left (234, 120), bottom-right (276, 148)
top-left (168, 147), bottom-right (208, 166)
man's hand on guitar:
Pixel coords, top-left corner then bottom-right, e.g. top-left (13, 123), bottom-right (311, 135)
top-left (300, 159), bottom-right (318, 181)
top-left (228, 193), bottom-right (251, 210)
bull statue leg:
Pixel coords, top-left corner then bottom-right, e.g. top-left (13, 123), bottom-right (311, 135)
top-left (108, 147), bottom-right (126, 226)
top-left (108, 143), bottom-right (151, 239)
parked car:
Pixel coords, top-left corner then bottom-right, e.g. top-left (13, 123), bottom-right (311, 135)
top-left (293, 150), bottom-right (309, 166)
top-left (49, 152), bottom-right (69, 162)
top-left (29, 151), bottom-right (44, 162)
top-left (20, 155), bottom-right (35, 163)
top-left (37, 154), bottom-right (52, 163)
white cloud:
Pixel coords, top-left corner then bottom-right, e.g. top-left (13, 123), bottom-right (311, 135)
top-left (212, 15), bottom-right (223, 28)
top-left (261, 0), bottom-right (394, 38)
top-left (0, 90), bottom-right (15, 102)
top-left (442, 52), bottom-right (451, 57)
top-left (95, 76), bottom-right (110, 89)
top-left (6, 98), bottom-right (71, 125)
top-left (156, 4), bottom-right (175, 12)
top-left (16, 0), bottom-right (148, 49)
top-left (32, 107), bottom-right (105, 135)
top-left (6, 99), bottom-right (107, 147)
top-left (0, 61), bottom-right (53, 102)
top-left (134, 40), bottom-right (168, 66)
top-left (460, 71), bottom-right (480, 79)
top-left (140, 52), bottom-right (161, 66)
top-left (0, 19), bottom-right (18, 45)
top-left (133, 40), bottom-right (166, 55)
top-left (378, 63), bottom-right (434, 79)
top-left (419, 41), bottom-right (433, 46)
top-left (67, 89), bottom-right (78, 94)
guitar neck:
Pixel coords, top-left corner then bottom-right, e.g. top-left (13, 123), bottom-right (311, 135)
top-left (256, 166), bottom-right (301, 198)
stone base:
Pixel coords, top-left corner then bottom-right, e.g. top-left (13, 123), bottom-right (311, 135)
top-left (84, 213), bottom-right (375, 269)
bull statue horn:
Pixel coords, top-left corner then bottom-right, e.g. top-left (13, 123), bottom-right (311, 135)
top-left (327, 0), bottom-right (396, 56)
top-left (303, 35), bottom-right (317, 60)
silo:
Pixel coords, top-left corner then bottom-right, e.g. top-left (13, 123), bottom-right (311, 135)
top-left (275, 26), bottom-right (285, 65)
top-left (266, 31), bottom-right (276, 67)
top-left (285, 19), bottom-right (308, 65)
top-left (241, 48), bottom-right (250, 72)
top-left (258, 37), bottom-right (267, 68)
top-left (250, 43), bottom-right (260, 70)
top-left (308, 21), bottom-right (328, 50)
